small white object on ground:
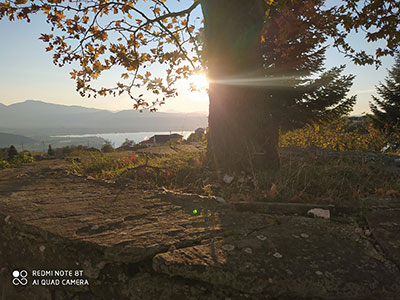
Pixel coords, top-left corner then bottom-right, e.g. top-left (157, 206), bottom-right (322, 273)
top-left (256, 234), bottom-right (267, 241)
top-left (273, 252), bottom-right (283, 259)
top-left (382, 144), bottom-right (391, 152)
top-left (244, 248), bottom-right (253, 254)
top-left (223, 174), bottom-right (234, 184)
top-left (307, 208), bottom-right (330, 219)
top-left (300, 233), bottom-right (309, 238)
top-left (222, 244), bottom-right (235, 251)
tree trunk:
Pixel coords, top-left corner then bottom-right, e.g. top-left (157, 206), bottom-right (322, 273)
top-left (201, 0), bottom-right (280, 172)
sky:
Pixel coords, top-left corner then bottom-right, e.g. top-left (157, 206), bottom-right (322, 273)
top-left (0, 1), bottom-right (395, 115)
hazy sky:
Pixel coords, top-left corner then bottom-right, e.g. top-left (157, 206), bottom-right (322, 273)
top-left (0, 1), bottom-right (395, 114)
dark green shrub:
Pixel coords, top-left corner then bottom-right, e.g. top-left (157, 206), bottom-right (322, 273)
top-left (7, 145), bottom-right (18, 161)
top-left (48, 144), bottom-right (55, 156)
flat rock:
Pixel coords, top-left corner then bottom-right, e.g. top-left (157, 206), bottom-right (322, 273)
top-left (0, 160), bottom-right (278, 265)
top-left (154, 216), bottom-right (400, 299)
top-left (367, 209), bottom-right (400, 267)
top-left (307, 208), bottom-right (330, 219)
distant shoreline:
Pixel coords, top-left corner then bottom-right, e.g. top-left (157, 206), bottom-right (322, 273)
top-left (52, 131), bottom-right (192, 138)
top-left (52, 131), bottom-right (194, 148)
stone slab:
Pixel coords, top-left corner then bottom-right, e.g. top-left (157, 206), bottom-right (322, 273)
top-left (154, 216), bottom-right (400, 299)
top-left (367, 209), bottom-right (400, 267)
top-left (0, 160), bottom-right (278, 265)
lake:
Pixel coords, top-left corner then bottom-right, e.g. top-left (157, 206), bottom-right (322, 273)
top-left (54, 131), bottom-right (194, 148)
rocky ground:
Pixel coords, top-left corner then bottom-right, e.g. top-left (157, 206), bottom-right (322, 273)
top-left (0, 156), bottom-right (399, 299)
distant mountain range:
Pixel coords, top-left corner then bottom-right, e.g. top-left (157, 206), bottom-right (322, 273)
top-left (0, 100), bottom-right (208, 136)
top-left (0, 132), bottom-right (37, 148)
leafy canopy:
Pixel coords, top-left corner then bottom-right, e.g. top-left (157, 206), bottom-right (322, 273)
top-left (1, 0), bottom-right (203, 110)
top-left (0, 0), bottom-right (399, 110)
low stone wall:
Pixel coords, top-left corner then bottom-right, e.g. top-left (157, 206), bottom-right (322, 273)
top-left (0, 213), bottom-right (218, 300)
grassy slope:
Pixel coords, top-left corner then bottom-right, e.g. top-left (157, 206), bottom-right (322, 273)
top-left (68, 146), bottom-right (400, 209)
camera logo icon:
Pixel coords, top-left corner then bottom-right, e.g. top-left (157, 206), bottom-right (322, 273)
top-left (12, 270), bottom-right (28, 286)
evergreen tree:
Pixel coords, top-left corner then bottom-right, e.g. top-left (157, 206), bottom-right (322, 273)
top-left (370, 54), bottom-right (400, 143)
top-left (262, 0), bottom-right (356, 132)
top-left (48, 144), bottom-right (55, 156)
top-left (7, 145), bottom-right (18, 161)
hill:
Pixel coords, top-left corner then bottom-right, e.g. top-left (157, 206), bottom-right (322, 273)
top-left (0, 100), bottom-right (208, 136)
top-left (0, 132), bottom-right (37, 148)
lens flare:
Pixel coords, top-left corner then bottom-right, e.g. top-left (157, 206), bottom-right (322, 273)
top-left (188, 73), bottom-right (209, 91)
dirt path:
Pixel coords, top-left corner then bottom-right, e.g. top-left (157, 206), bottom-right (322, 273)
top-left (0, 159), bottom-right (399, 299)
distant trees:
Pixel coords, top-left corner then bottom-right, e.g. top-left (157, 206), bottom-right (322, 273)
top-left (186, 128), bottom-right (206, 143)
top-left (47, 144), bottom-right (55, 156)
top-left (7, 145), bottom-right (18, 161)
top-left (370, 54), bottom-right (400, 147)
top-left (0, 148), bottom-right (7, 161)
top-left (4, 145), bottom-right (34, 167)
top-left (101, 141), bottom-right (114, 153)
top-left (121, 138), bottom-right (135, 148)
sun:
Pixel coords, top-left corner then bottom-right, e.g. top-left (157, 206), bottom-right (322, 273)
top-left (176, 72), bottom-right (209, 107)
top-left (188, 73), bottom-right (209, 91)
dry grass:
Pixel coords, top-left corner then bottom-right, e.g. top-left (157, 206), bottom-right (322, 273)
top-left (69, 146), bottom-right (400, 208)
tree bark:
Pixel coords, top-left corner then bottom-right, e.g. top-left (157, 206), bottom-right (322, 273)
top-left (201, 0), bottom-right (280, 172)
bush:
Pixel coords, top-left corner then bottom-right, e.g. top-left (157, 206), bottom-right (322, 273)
top-left (185, 131), bottom-right (207, 144)
top-left (186, 132), bottom-right (201, 142)
top-left (0, 149), bottom-right (7, 161)
top-left (71, 151), bottom-right (207, 191)
top-left (0, 153), bottom-right (35, 169)
top-left (10, 153), bottom-right (35, 165)
top-left (0, 160), bottom-right (10, 170)
top-left (279, 118), bottom-right (387, 152)
top-left (101, 141), bottom-right (114, 153)
top-left (70, 153), bottom-right (127, 178)
top-left (121, 138), bottom-right (135, 147)
top-left (57, 145), bottom-right (89, 157)
top-left (164, 140), bottom-right (177, 147)
top-left (7, 145), bottom-right (18, 161)
top-left (48, 144), bottom-right (55, 156)
top-left (131, 144), bottom-right (147, 151)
